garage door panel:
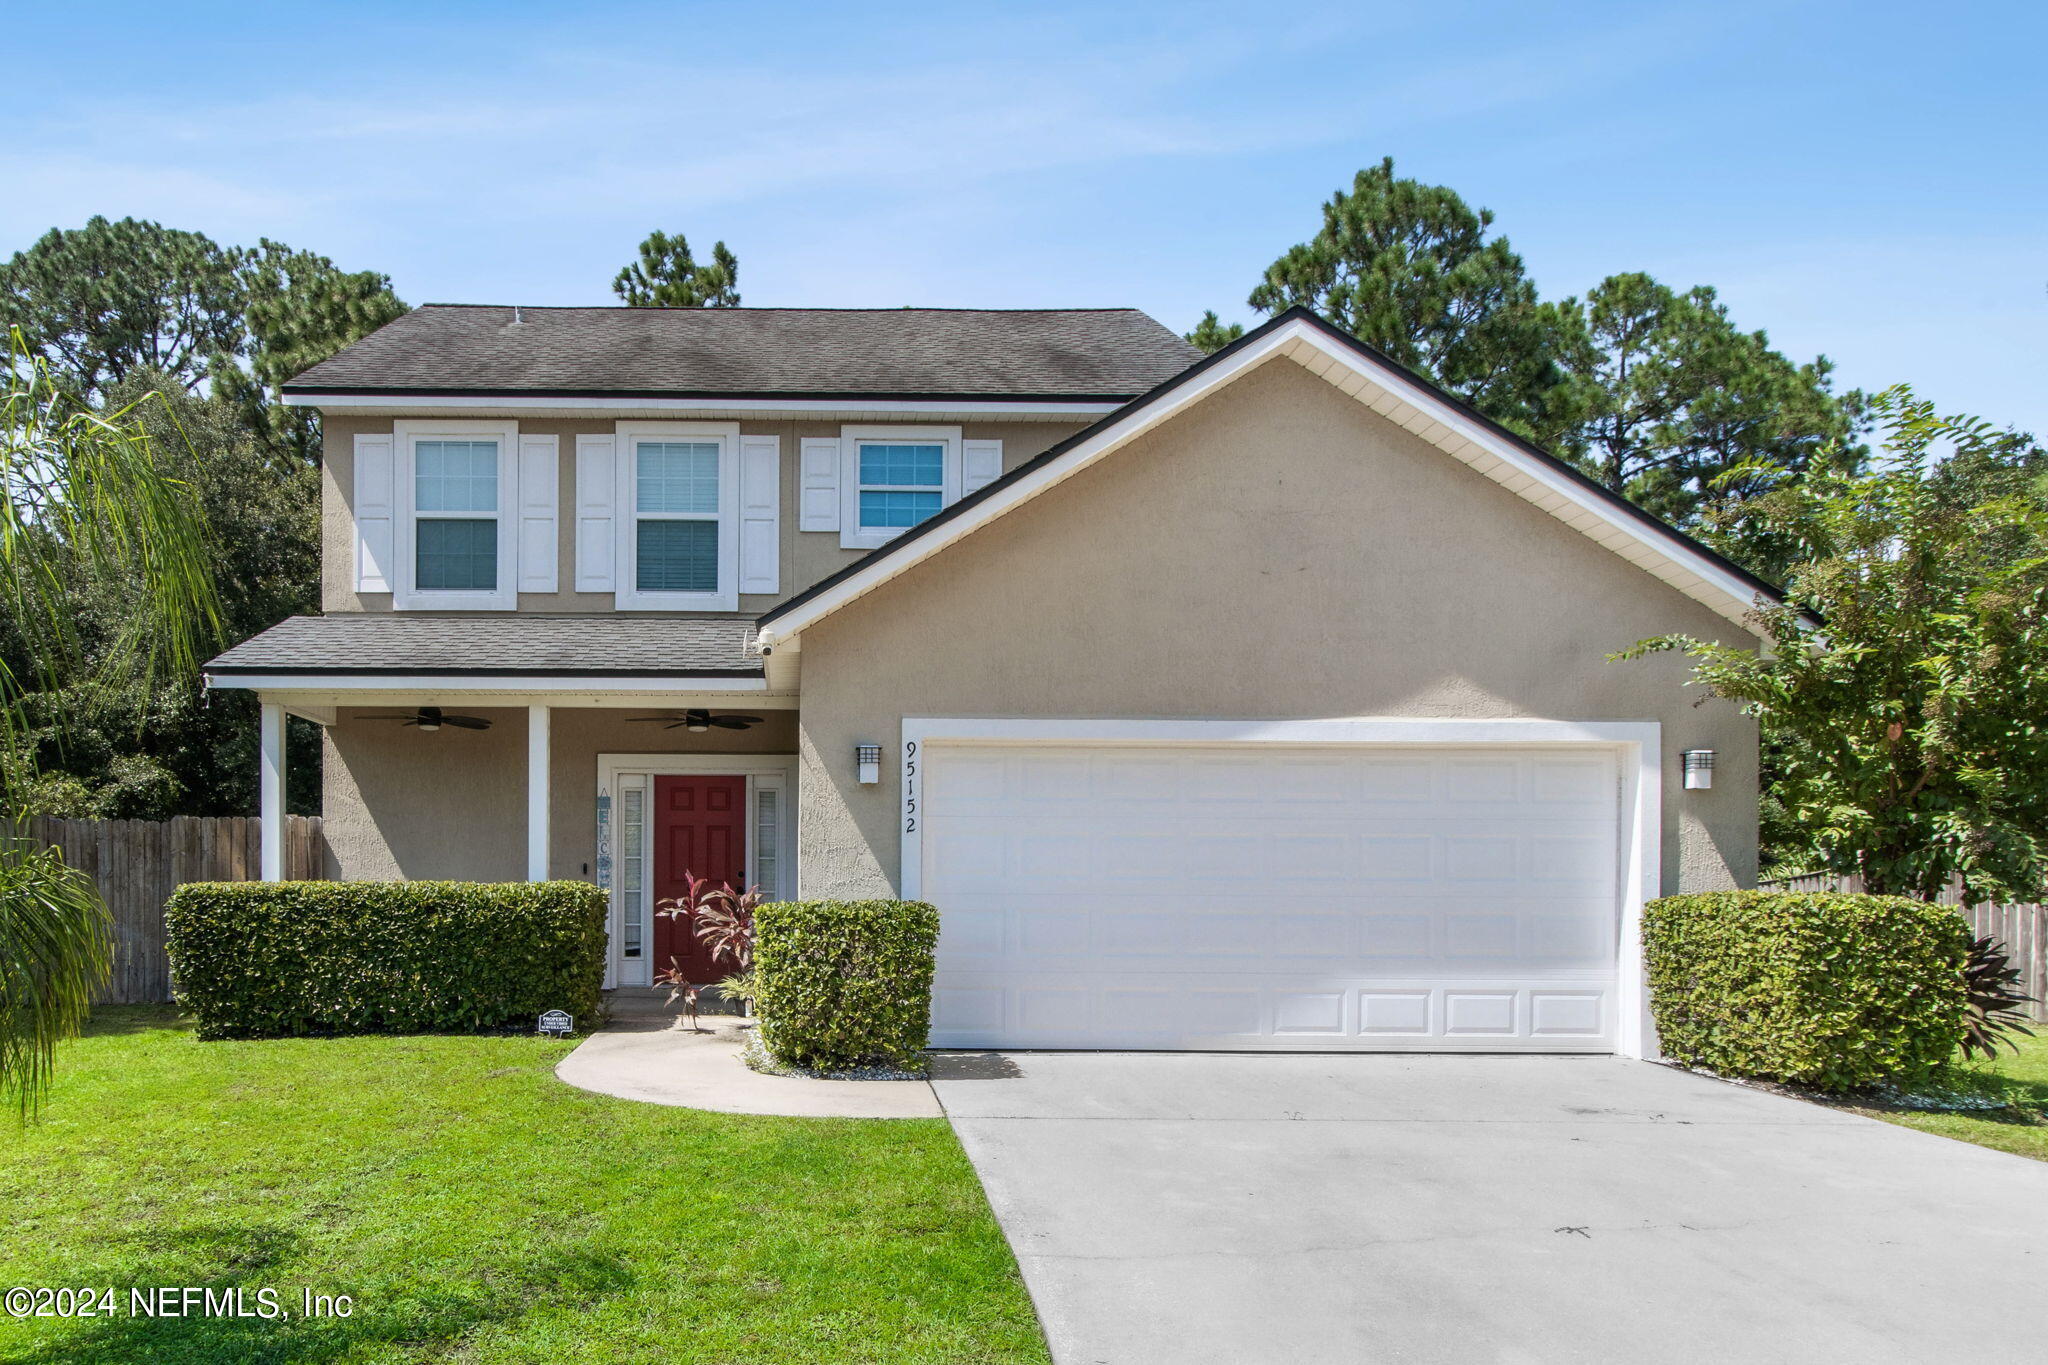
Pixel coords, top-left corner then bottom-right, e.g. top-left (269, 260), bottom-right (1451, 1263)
top-left (1443, 990), bottom-right (1519, 1036)
top-left (1357, 758), bottom-right (1434, 801)
top-left (1360, 835), bottom-right (1434, 880)
top-left (1016, 909), bottom-right (1089, 954)
top-left (1533, 755), bottom-right (1617, 801)
top-left (1530, 832), bottom-right (1616, 882)
top-left (1360, 912), bottom-right (1434, 958)
top-left (1442, 758), bottom-right (1521, 802)
top-left (1359, 990), bottom-right (1432, 1035)
top-left (924, 743), bottom-right (1621, 1051)
top-left (936, 753), bottom-right (1012, 803)
top-left (1273, 991), bottom-right (1347, 1034)
top-left (1270, 912), bottom-right (1353, 958)
top-left (1016, 988), bottom-right (1091, 1033)
top-left (937, 906), bottom-right (1006, 955)
top-left (921, 825), bottom-right (1009, 889)
top-left (1442, 912), bottom-right (1520, 958)
top-left (1530, 990), bottom-right (1606, 1037)
top-left (1444, 835), bottom-right (1519, 880)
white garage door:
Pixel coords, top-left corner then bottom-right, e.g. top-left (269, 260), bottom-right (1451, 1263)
top-left (922, 743), bottom-right (1622, 1051)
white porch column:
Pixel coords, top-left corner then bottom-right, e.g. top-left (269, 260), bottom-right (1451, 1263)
top-left (527, 704), bottom-right (550, 881)
top-left (259, 701), bottom-right (285, 882)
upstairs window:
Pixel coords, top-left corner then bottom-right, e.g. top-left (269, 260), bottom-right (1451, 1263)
top-left (414, 439), bottom-right (500, 591)
top-left (611, 422), bottom-right (741, 610)
top-left (839, 425), bottom-right (962, 550)
top-left (857, 442), bottom-right (945, 531)
top-left (635, 441), bottom-right (720, 593)
top-left (390, 419), bottom-right (520, 609)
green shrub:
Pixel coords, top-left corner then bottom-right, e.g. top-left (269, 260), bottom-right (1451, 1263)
top-left (165, 881), bottom-right (607, 1040)
top-left (751, 900), bottom-right (939, 1072)
top-left (1643, 891), bottom-right (1970, 1092)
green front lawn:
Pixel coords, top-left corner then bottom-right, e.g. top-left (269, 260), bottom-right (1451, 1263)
top-left (0, 1008), bottom-right (1048, 1364)
top-left (1853, 1030), bottom-right (2048, 1163)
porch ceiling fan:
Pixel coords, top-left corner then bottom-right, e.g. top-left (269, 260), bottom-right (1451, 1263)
top-left (357, 706), bottom-right (492, 732)
top-left (626, 709), bottom-right (765, 733)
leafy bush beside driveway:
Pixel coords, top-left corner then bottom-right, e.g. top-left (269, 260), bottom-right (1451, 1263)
top-left (753, 900), bottom-right (940, 1073)
top-left (1644, 890), bottom-right (1970, 1092)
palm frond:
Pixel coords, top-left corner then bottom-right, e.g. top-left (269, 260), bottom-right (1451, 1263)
top-left (0, 327), bottom-right (220, 1113)
top-left (0, 843), bottom-right (110, 1116)
top-left (0, 330), bottom-right (222, 708)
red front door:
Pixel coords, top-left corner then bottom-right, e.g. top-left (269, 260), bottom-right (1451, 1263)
top-left (652, 775), bottom-right (748, 984)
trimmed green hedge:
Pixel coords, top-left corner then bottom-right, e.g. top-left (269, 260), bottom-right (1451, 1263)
top-left (1643, 891), bottom-right (1970, 1092)
top-left (166, 880), bottom-right (607, 1040)
top-left (752, 900), bottom-right (939, 1072)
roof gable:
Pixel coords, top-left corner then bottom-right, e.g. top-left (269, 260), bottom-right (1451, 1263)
top-left (285, 305), bottom-right (1201, 401)
top-left (755, 308), bottom-right (1788, 646)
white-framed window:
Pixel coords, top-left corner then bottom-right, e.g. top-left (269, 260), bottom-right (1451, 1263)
top-left (840, 425), bottom-right (961, 550)
top-left (750, 778), bottom-right (784, 900)
top-left (393, 419), bottom-right (520, 609)
top-left (619, 784), bottom-right (646, 961)
top-left (615, 421), bottom-right (741, 610)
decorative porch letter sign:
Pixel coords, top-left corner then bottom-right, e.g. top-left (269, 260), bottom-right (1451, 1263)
top-left (594, 791), bottom-right (613, 890)
top-left (538, 1010), bottom-right (573, 1037)
top-left (903, 740), bottom-right (919, 835)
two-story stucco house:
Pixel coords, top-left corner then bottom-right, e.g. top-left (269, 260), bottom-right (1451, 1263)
top-left (203, 303), bottom-right (1774, 1058)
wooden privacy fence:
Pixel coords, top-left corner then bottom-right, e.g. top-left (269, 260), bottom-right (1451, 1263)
top-left (19, 815), bottom-right (327, 1005)
top-left (1762, 872), bottom-right (2048, 1022)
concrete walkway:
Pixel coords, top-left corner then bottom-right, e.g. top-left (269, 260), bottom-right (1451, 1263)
top-left (556, 1016), bottom-right (942, 1119)
top-left (931, 1051), bottom-right (2048, 1365)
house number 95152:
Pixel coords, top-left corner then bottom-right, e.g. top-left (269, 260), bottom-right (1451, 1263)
top-left (903, 740), bottom-right (918, 834)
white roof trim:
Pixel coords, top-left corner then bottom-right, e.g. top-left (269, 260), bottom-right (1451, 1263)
top-left (284, 391), bottom-right (1121, 420)
top-left (204, 672), bottom-right (770, 694)
top-left (756, 316), bottom-right (1776, 648)
top-left (266, 688), bottom-right (797, 711)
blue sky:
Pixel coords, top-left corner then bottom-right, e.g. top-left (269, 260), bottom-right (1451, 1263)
top-left (5, 1), bottom-right (2043, 433)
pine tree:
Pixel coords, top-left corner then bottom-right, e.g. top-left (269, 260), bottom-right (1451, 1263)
top-left (0, 216), bottom-right (244, 398)
top-left (1248, 158), bottom-right (1566, 435)
top-left (1546, 272), bottom-right (1860, 524)
top-left (226, 239), bottom-right (406, 461)
top-left (0, 219), bottom-right (405, 462)
top-left (1185, 311), bottom-right (1245, 354)
top-left (612, 230), bottom-right (740, 308)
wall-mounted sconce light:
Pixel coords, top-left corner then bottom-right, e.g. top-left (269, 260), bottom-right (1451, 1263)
top-left (1682, 749), bottom-right (1715, 790)
top-left (855, 743), bottom-right (882, 785)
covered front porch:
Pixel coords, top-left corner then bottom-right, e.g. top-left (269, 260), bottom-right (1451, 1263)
top-left (202, 614), bottom-right (802, 989)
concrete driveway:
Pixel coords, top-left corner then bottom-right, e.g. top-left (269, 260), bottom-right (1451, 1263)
top-left (930, 1052), bottom-right (2048, 1365)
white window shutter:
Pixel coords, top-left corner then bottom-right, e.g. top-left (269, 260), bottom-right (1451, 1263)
top-left (516, 434), bottom-right (559, 593)
top-left (962, 438), bottom-right (1003, 497)
top-left (799, 436), bottom-right (840, 531)
top-left (574, 434), bottom-right (617, 592)
top-left (352, 432), bottom-right (395, 593)
top-left (738, 434), bottom-right (780, 595)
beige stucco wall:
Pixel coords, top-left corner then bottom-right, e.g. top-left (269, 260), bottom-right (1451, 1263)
top-left (318, 414), bottom-right (1085, 616)
top-left (321, 706), bottom-right (796, 881)
top-left (791, 356), bottom-right (1762, 900)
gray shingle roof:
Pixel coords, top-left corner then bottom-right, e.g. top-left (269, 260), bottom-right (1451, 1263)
top-left (284, 306), bottom-right (1202, 399)
top-left (205, 615), bottom-right (762, 677)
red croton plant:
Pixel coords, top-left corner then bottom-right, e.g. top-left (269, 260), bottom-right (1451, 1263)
top-left (652, 873), bottom-right (763, 1026)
